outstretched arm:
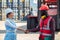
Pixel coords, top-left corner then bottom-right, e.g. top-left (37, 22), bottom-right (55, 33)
top-left (17, 27), bottom-right (26, 32)
top-left (28, 26), bottom-right (40, 32)
top-left (25, 19), bottom-right (41, 33)
top-left (25, 25), bottom-right (40, 34)
top-left (5, 20), bottom-right (26, 32)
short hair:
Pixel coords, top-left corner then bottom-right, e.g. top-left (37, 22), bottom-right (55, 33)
top-left (6, 12), bottom-right (11, 18)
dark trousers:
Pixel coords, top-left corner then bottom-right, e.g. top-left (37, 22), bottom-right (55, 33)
top-left (39, 38), bottom-right (42, 40)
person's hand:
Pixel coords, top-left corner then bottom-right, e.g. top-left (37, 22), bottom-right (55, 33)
top-left (24, 30), bottom-right (30, 34)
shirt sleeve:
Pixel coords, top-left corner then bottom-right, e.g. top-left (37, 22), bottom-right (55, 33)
top-left (28, 25), bottom-right (40, 32)
top-left (50, 18), bottom-right (55, 40)
top-left (5, 20), bottom-right (17, 29)
top-left (50, 18), bottom-right (55, 32)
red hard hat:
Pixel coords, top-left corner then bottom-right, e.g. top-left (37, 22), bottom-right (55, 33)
top-left (39, 5), bottom-right (49, 10)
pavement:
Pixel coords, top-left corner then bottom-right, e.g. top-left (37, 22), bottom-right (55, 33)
top-left (0, 21), bottom-right (60, 40)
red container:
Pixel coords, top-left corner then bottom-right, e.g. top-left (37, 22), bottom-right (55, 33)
top-left (45, 0), bottom-right (57, 2)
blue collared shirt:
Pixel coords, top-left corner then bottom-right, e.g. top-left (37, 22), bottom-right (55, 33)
top-left (5, 18), bottom-right (17, 31)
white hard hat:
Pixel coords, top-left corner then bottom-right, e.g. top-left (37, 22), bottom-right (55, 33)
top-left (5, 8), bottom-right (13, 15)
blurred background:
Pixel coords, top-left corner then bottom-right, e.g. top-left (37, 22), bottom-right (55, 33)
top-left (0, 0), bottom-right (60, 40)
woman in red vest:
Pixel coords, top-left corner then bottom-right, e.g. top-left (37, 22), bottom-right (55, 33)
top-left (25, 3), bottom-right (55, 40)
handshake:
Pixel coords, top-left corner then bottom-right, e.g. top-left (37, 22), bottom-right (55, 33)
top-left (17, 28), bottom-right (30, 34)
top-left (23, 30), bottom-right (30, 34)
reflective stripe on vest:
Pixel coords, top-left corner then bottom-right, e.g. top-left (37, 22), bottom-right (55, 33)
top-left (40, 17), bottom-right (52, 30)
top-left (40, 32), bottom-right (51, 36)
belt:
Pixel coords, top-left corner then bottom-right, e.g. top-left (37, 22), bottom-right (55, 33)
top-left (6, 30), bottom-right (16, 32)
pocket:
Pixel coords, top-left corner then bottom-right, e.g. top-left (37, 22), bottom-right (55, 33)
top-left (44, 36), bottom-right (52, 40)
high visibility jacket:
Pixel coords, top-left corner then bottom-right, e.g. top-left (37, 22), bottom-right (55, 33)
top-left (39, 16), bottom-right (52, 39)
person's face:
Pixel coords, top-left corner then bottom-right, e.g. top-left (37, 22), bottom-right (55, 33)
top-left (9, 12), bottom-right (14, 18)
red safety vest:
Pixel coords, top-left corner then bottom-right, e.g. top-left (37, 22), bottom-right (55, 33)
top-left (39, 16), bottom-right (52, 39)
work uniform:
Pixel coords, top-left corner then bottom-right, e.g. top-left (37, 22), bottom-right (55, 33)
top-left (39, 16), bottom-right (55, 40)
top-left (29, 16), bottom-right (55, 40)
top-left (4, 8), bottom-right (17, 40)
top-left (28, 3), bottom-right (55, 40)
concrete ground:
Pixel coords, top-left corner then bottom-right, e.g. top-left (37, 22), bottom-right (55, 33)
top-left (0, 32), bottom-right (60, 40)
top-left (0, 21), bottom-right (60, 40)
